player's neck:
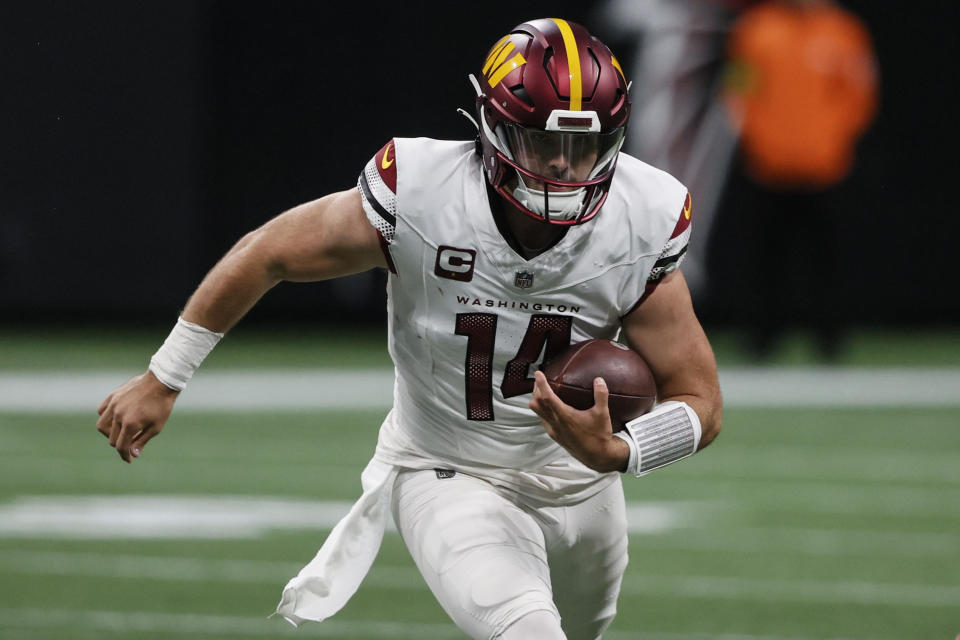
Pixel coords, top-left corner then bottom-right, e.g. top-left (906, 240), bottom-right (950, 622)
top-left (488, 188), bottom-right (568, 260)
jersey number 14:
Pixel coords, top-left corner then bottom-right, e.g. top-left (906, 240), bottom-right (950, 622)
top-left (455, 313), bottom-right (572, 420)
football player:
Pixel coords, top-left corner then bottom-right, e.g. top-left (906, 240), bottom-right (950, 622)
top-left (97, 19), bottom-right (722, 640)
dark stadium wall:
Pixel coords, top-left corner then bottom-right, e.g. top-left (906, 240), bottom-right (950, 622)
top-left (0, 2), bottom-right (206, 322)
top-left (1, 1), bottom-right (958, 326)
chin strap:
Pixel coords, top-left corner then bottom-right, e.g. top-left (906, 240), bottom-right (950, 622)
top-left (457, 107), bottom-right (482, 156)
top-left (456, 107), bottom-right (483, 157)
top-left (456, 107), bottom-right (479, 131)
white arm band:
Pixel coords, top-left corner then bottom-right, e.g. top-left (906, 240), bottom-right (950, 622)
top-left (148, 317), bottom-right (224, 391)
top-left (613, 401), bottom-right (702, 477)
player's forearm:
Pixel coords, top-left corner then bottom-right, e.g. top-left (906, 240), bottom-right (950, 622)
top-left (146, 230), bottom-right (281, 392)
top-left (613, 373), bottom-right (721, 478)
top-left (180, 229), bottom-right (282, 333)
top-left (652, 340), bottom-right (722, 450)
top-left (645, 320), bottom-right (723, 450)
top-left (659, 388), bottom-right (722, 450)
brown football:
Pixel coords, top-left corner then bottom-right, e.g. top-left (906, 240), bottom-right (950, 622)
top-left (540, 339), bottom-right (657, 430)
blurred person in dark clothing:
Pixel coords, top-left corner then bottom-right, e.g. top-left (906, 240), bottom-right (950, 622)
top-left (722, 0), bottom-right (877, 359)
top-left (596, 0), bottom-right (764, 299)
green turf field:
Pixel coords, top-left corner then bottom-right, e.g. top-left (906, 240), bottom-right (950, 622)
top-left (1, 330), bottom-right (958, 639)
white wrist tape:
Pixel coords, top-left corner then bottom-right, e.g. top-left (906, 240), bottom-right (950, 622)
top-left (148, 317), bottom-right (224, 391)
top-left (613, 430), bottom-right (639, 473)
top-left (614, 401), bottom-right (702, 477)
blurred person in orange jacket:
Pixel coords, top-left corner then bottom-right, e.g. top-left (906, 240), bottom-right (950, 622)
top-left (723, 0), bottom-right (877, 359)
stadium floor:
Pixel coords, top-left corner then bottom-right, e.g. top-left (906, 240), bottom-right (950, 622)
top-left (1, 329), bottom-right (958, 639)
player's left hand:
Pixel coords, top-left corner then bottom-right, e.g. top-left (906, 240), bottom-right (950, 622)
top-left (530, 370), bottom-right (629, 473)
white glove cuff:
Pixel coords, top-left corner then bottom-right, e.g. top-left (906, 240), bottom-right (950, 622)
top-left (148, 317), bottom-right (224, 391)
top-left (619, 401), bottom-right (702, 477)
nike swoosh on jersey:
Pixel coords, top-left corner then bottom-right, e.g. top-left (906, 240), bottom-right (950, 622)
top-left (381, 142), bottom-right (394, 170)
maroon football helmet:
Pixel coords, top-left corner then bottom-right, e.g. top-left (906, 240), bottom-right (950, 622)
top-left (471, 18), bottom-right (631, 225)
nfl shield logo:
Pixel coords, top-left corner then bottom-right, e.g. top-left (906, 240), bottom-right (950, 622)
top-left (514, 271), bottom-right (534, 289)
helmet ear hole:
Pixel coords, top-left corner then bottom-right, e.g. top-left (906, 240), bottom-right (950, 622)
top-left (611, 87), bottom-right (626, 112)
top-left (586, 49), bottom-right (601, 97)
top-left (510, 85), bottom-right (535, 108)
top-left (542, 46), bottom-right (555, 69)
top-left (542, 47), bottom-right (562, 99)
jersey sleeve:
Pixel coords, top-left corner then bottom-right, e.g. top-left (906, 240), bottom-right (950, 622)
top-left (623, 191), bottom-right (692, 316)
top-left (647, 192), bottom-right (692, 285)
top-left (357, 139), bottom-right (399, 273)
top-left (358, 139), bottom-right (398, 243)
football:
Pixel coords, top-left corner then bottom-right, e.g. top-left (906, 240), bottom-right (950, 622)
top-left (540, 339), bottom-right (657, 430)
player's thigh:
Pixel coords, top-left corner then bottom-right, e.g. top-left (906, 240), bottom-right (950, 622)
top-left (544, 479), bottom-right (629, 640)
top-left (391, 469), bottom-right (561, 640)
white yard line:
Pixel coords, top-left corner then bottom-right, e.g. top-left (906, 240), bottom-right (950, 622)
top-left (0, 370), bottom-right (396, 412)
top-left (0, 495), bottom-right (356, 539)
top-left (0, 607), bottom-right (879, 640)
top-left (717, 366), bottom-right (960, 407)
top-left (0, 549), bottom-right (301, 584)
top-left (1, 366), bottom-right (959, 412)
top-left (0, 495), bottom-right (692, 539)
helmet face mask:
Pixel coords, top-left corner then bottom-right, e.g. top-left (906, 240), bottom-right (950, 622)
top-left (493, 119), bottom-right (625, 223)
top-left (471, 19), bottom-right (630, 225)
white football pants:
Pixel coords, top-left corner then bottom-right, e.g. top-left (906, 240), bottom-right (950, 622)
top-left (391, 469), bottom-right (628, 640)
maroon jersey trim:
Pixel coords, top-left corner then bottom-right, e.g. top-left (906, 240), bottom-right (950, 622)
top-left (374, 139), bottom-right (398, 193)
top-left (377, 230), bottom-right (397, 275)
top-left (621, 281), bottom-right (659, 319)
top-left (670, 192), bottom-right (692, 239)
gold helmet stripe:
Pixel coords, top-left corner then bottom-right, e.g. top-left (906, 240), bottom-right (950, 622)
top-left (610, 54), bottom-right (625, 82)
top-left (483, 35), bottom-right (527, 88)
top-left (489, 41), bottom-right (516, 75)
top-left (482, 35), bottom-right (512, 76)
top-left (487, 53), bottom-right (526, 88)
top-left (551, 18), bottom-right (582, 111)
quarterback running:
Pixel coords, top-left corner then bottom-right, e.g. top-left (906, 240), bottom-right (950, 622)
top-left (97, 18), bottom-right (722, 640)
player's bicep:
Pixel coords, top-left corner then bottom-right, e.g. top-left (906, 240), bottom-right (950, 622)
top-left (621, 271), bottom-right (718, 403)
top-left (256, 188), bottom-right (386, 282)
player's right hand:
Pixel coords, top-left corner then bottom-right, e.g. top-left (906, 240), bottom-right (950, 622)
top-left (96, 371), bottom-right (179, 464)
top-left (530, 371), bottom-right (629, 473)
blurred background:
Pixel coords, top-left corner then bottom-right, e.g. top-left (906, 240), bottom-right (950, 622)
top-left (1, 2), bottom-right (958, 639)
top-left (2, 0), bottom-right (958, 340)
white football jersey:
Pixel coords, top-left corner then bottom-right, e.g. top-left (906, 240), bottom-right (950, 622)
top-left (358, 137), bottom-right (690, 503)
